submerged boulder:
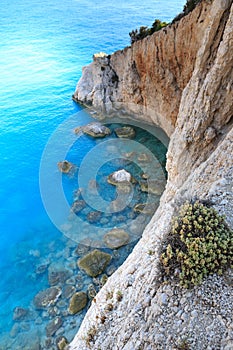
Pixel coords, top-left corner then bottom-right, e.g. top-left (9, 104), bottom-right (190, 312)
top-left (114, 126), bottom-right (136, 139)
top-left (13, 307), bottom-right (28, 321)
top-left (71, 200), bottom-right (86, 214)
top-left (46, 317), bottom-right (63, 337)
top-left (134, 203), bottom-right (158, 215)
top-left (83, 122), bottom-right (111, 138)
top-left (137, 153), bottom-right (151, 163)
top-left (86, 211), bottom-right (102, 223)
top-left (57, 160), bottom-right (75, 174)
top-left (68, 292), bottom-right (87, 315)
top-left (33, 287), bottom-right (62, 309)
top-left (140, 180), bottom-right (165, 195)
top-left (57, 337), bottom-right (69, 350)
top-left (48, 267), bottom-right (72, 286)
top-left (78, 249), bottom-right (111, 277)
top-left (104, 228), bottom-right (130, 249)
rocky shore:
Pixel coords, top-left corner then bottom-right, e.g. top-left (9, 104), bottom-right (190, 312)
top-left (68, 0), bottom-right (233, 349)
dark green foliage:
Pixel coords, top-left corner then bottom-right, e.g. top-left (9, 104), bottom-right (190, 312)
top-left (129, 19), bottom-right (167, 44)
top-left (184, 0), bottom-right (201, 14)
top-left (160, 201), bottom-right (233, 288)
top-left (172, 0), bottom-right (202, 23)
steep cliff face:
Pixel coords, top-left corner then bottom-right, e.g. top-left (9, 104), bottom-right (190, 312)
top-left (73, 0), bottom-right (215, 136)
top-left (69, 0), bottom-right (233, 349)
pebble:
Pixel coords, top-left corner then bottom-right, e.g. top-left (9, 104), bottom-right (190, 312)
top-left (157, 293), bottom-right (168, 306)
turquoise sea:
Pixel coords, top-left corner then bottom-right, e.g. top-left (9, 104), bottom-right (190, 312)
top-left (0, 0), bottom-right (184, 348)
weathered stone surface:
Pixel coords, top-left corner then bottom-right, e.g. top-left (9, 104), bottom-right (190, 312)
top-left (114, 126), bottom-right (136, 139)
top-left (82, 122), bottom-right (111, 138)
top-left (33, 287), bottom-right (62, 309)
top-left (69, 1), bottom-right (233, 349)
top-left (73, 2), bottom-right (211, 136)
top-left (78, 249), bottom-right (111, 277)
top-left (68, 292), bottom-right (87, 315)
top-left (103, 229), bottom-right (130, 249)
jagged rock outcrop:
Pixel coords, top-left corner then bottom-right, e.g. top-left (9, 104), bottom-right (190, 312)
top-left (69, 0), bottom-right (233, 349)
top-left (73, 1), bottom-right (216, 136)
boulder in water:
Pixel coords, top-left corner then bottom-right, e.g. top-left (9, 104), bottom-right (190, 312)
top-left (133, 203), bottom-right (158, 215)
top-left (108, 169), bottom-right (135, 186)
top-left (140, 180), bottom-right (165, 195)
top-left (83, 122), bottom-right (111, 138)
top-left (104, 228), bottom-right (130, 249)
top-left (71, 200), bottom-right (86, 214)
top-left (87, 211), bottom-right (102, 223)
top-left (57, 160), bottom-right (75, 174)
top-left (13, 307), bottom-right (28, 321)
top-left (114, 126), bottom-right (136, 139)
top-left (68, 292), bottom-right (87, 315)
top-left (78, 249), bottom-right (111, 277)
top-left (33, 287), bottom-right (62, 309)
top-left (46, 317), bottom-right (63, 337)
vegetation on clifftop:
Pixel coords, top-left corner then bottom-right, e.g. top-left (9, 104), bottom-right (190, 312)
top-left (129, 0), bottom-right (202, 44)
top-left (129, 19), bottom-right (168, 44)
top-left (160, 201), bottom-right (233, 288)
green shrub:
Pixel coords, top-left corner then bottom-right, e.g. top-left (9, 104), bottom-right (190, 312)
top-left (183, 0), bottom-right (201, 14)
top-left (172, 0), bottom-right (202, 23)
top-left (160, 201), bottom-right (233, 288)
top-left (129, 19), bottom-right (167, 44)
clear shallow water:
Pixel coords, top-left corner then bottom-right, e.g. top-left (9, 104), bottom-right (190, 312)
top-left (0, 0), bottom-right (184, 348)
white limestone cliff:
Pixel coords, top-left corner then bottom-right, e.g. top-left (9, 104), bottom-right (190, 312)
top-left (69, 0), bottom-right (233, 349)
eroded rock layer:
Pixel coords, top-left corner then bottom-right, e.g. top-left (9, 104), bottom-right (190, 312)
top-left (69, 0), bottom-right (233, 349)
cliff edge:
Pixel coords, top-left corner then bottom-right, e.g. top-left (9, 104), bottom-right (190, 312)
top-left (69, 0), bottom-right (233, 349)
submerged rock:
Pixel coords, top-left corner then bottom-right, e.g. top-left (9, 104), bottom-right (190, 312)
top-left (134, 203), bottom-right (158, 215)
top-left (48, 267), bottom-right (72, 286)
top-left (57, 336), bottom-right (69, 350)
top-left (78, 249), bottom-right (111, 277)
top-left (46, 316), bottom-right (63, 337)
top-left (57, 160), bottom-right (75, 174)
top-left (87, 284), bottom-right (97, 299)
top-left (140, 180), bottom-right (165, 195)
top-left (71, 200), bottom-right (86, 214)
top-left (114, 126), bottom-right (136, 139)
top-left (68, 292), bottom-right (87, 315)
top-left (87, 211), bottom-right (102, 223)
top-left (137, 153), bottom-right (151, 163)
top-left (74, 126), bottom-right (83, 134)
top-left (13, 307), bottom-right (28, 321)
top-left (83, 122), bottom-right (111, 138)
top-left (33, 287), bottom-right (62, 309)
top-left (103, 228), bottom-right (130, 249)
top-left (75, 239), bottom-right (91, 256)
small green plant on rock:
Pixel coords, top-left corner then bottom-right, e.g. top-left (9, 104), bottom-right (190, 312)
top-left (116, 290), bottom-right (123, 302)
top-left (160, 201), bottom-right (233, 288)
top-left (84, 326), bottom-right (97, 347)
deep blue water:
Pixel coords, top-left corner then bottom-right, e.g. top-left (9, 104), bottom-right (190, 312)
top-left (0, 0), bottom-right (184, 348)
